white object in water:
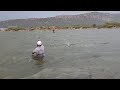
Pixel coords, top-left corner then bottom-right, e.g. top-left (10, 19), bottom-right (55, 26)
top-left (67, 42), bottom-right (70, 47)
top-left (64, 39), bottom-right (71, 47)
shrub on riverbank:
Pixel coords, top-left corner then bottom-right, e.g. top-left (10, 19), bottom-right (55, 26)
top-left (4, 22), bottom-right (120, 31)
top-left (5, 26), bottom-right (26, 31)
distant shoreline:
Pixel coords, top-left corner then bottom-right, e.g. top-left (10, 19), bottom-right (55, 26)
top-left (1, 27), bottom-right (120, 32)
top-left (1, 22), bottom-right (120, 32)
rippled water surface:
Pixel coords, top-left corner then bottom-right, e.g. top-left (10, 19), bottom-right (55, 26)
top-left (1, 29), bottom-right (120, 79)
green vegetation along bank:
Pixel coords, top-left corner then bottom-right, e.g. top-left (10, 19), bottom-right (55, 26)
top-left (2, 22), bottom-right (120, 31)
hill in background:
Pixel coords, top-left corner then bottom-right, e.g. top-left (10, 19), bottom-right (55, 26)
top-left (0, 12), bottom-right (120, 28)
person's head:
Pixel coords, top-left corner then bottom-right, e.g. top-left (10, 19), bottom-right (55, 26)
top-left (37, 40), bottom-right (42, 47)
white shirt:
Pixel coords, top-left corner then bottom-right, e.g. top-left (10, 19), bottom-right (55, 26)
top-left (32, 45), bottom-right (45, 56)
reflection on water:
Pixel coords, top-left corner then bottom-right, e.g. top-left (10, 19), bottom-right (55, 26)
top-left (1, 29), bottom-right (120, 79)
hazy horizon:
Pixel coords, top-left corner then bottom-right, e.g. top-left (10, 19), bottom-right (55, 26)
top-left (0, 11), bottom-right (120, 21)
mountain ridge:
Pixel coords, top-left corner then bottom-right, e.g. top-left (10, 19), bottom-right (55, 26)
top-left (0, 12), bottom-right (120, 28)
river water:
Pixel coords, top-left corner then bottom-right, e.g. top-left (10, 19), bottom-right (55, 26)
top-left (0, 29), bottom-right (120, 79)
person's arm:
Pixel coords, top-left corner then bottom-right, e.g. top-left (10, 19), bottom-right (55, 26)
top-left (32, 49), bottom-right (37, 57)
top-left (32, 49), bottom-right (36, 54)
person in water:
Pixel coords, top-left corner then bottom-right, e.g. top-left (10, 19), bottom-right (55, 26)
top-left (32, 40), bottom-right (45, 60)
top-left (53, 29), bottom-right (55, 33)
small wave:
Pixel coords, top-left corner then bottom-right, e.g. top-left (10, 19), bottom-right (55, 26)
top-left (22, 67), bottom-right (90, 79)
top-left (12, 56), bottom-right (32, 64)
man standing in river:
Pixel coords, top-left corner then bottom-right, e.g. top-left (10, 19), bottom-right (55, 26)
top-left (32, 40), bottom-right (45, 60)
top-left (53, 29), bottom-right (55, 33)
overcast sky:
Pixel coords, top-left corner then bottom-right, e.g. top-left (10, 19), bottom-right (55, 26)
top-left (0, 11), bottom-right (120, 21)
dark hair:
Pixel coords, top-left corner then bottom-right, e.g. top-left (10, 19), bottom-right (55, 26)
top-left (37, 45), bottom-right (42, 47)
